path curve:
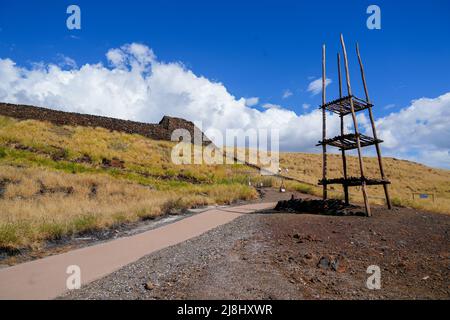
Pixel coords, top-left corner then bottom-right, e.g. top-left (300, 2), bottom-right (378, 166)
top-left (0, 202), bottom-right (275, 300)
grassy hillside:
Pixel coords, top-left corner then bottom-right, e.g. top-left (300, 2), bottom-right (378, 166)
top-left (0, 115), bottom-right (266, 250)
top-left (0, 114), bottom-right (449, 250)
top-left (280, 152), bottom-right (450, 214)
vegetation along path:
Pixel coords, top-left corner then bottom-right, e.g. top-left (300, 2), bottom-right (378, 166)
top-left (0, 202), bottom-right (275, 299)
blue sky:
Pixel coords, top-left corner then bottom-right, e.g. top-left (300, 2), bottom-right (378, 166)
top-left (0, 1), bottom-right (449, 168)
top-left (1, 1), bottom-right (449, 117)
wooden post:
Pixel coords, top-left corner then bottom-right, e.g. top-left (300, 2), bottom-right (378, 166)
top-left (340, 34), bottom-right (371, 216)
top-left (356, 43), bottom-right (392, 210)
top-left (322, 44), bottom-right (328, 200)
top-left (337, 53), bottom-right (349, 205)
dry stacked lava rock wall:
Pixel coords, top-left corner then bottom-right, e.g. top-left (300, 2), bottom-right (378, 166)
top-left (0, 102), bottom-right (211, 145)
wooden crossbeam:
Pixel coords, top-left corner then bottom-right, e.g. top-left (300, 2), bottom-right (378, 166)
top-left (319, 177), bottom-right (391, 187)
top-left (317, 133), bottom-right (383, 150)
top-left (320, 95), bottom-right (372, 116)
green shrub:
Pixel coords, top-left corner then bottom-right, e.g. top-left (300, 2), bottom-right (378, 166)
top-left (71, 215), bottom-right (99, 233)
top-left (294, 183), bottom-right (313, 194)
top-left (38, 221), bottom-right (65, 240)
top-left (112, 212), bottom-right (128, 224)
top-left (162, 197), bottom-right (184, 213)
top-left (391, 197), bottom-right (404, 207)
top-left (0, 223), bottom-right (19, 248)
top-left (0, 146), bottom-right (6, 158)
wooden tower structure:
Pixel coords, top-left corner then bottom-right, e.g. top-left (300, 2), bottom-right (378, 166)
top-left (318, 34), bottom-right (392, 217)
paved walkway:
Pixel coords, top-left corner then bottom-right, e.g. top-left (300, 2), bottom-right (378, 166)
top-left (0, 202), bottom-right (275, 300)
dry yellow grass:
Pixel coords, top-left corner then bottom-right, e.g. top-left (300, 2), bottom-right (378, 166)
top-left (0, 165), bottom-right (257, 249)
top-left (0, 116), bottom-right (262, 249)
top-left (279, 152), bottom-right (450, 214)
top-left (0, 116), bottom-right (239, 183)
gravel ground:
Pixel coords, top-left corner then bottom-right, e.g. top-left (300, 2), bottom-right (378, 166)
top-left (61, 195), bottom-right (450, 300)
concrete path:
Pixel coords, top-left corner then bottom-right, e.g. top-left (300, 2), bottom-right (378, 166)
top-left (0, 202), bottom-right (275, 300)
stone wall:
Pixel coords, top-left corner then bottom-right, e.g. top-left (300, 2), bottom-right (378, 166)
top-left (0, 102), bottom-right (211, 145)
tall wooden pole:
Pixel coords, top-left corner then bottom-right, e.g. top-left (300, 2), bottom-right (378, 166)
top-left (322, 44), bottom-right (327, 200)
top-left (337, 53), bottom-right (349, 205)
top-left (356, 43), bottom-right (392, 210)
top-left (340, 34), bottom-right (371, 216)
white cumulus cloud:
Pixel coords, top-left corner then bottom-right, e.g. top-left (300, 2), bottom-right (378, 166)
top-left (372, 93), bottom-right (450, 168)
